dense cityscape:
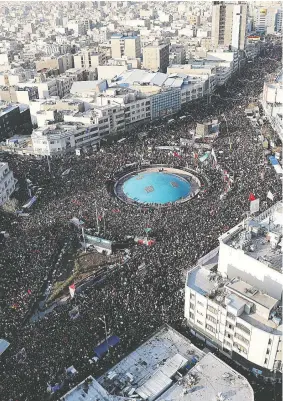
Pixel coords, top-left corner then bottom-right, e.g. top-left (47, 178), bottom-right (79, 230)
top-left (0, 1), bottom-right (282, 401)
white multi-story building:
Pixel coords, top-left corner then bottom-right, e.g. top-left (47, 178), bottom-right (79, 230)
top-left (95, 88), bottom-right (151, 126)
top-left (63, 103), bottom-right (125, 134)
top-left (206, 49), bottom-right (239, 73)
top-left (262, 73), bottom-right (283, 141)
top-left (185, 202), bottom-right (283, 380)
top-left (0, 162), bottom-right (17, 206)
top-left (31, 117), bottom-right (111, 157)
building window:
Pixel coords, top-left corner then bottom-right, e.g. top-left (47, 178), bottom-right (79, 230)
top-left (264, 358), bottom-right (268, 364)
top-left (197, 320), bottom-right (203, 325)
top-left (206, 314), bottom-right (217, 324)
top-left (190, 312), bottom-right (194, 320)
top-left (190, 293), bottom-right (195, 299)
top-left (197, 310), bottom-right (203, 316)
top-left (266, 349), bottom-right (270, 355)
top-left (268, 339), bottom-right (272, 345)
top-left (207, 305), bottom-right (217, 315)
top-left (197, 300), bottom-right (204, 307)
top-left (236, 323), bottom-right (250, 335)
top-left (234, 342), bottom-right (247, 355)
top-left (226, 323), bottom-right (234, 330)
top-left (206, 324), bottom-right (216, 333)
top-left (190, 303), bottom-right (194, 310)
top-left (227, 312), bottom-right (236, 321)
top-left (234, 332), bottom-right (249, 345)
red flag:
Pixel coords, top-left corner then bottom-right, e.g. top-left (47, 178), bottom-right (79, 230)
top-left (173, 152), bottom-right (181, 158)
top-left (69, 284), bottom-right (75, 298)
top-left (27, 289), bottom-right (32, 295)
top-left (98, 215), bottom-right (103, 221)
top-left (249, 193), bottom-right (256, 201)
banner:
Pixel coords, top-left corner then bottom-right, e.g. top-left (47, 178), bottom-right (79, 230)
top-left (22, 196), bottom-right (37, 209)
top-left (84, 234), bottom-right (112, 249)
top-left (211, 148), bottom-right (217, 164)
top-left (62, 168), bottom-right (71, 177)
top-left (199, 152), bottom-right (211, 163)
top-left (70, 217), bottom-right (84, 228)
top-left (267, 191), bottom-right (274, 201)
top-left (250, 198), bottom-right (260, 214)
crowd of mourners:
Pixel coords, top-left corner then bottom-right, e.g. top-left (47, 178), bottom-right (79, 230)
top-left (0, 39), bottom-right (282, 401)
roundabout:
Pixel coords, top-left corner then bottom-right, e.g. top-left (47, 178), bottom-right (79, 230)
top-left (114, 166), bottom-right (201, 206)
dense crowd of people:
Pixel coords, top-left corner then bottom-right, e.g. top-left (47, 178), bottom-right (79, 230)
top-left (0, 39), bottom-right (282, 401)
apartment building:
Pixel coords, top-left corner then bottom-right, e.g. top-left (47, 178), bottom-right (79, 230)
top-left (151, 88), bottom-right (181, 119)
top-left (0, 162), bottom-right (17, 206)
top-left (0, 103), bottom-right (32, 141)
top-left (17, 70), bottom-right (83, 100)
top-left (31, 118), bottom-right (110, 157)
top-left (74, 51), bottom-right (106, 69)
top-left (211, 1), bottom-right (248, 50)
top-left (36, 54), bottom-right (74, 74)
top-left (0, 85), bottom-right (38, 104)
top-left (111, 34), bottom-right (141, 59)
top-left (142, 43), bottom-right (169, 73)
top-left (262, 73), bottom-right (283, 140)
top-left (96, 88), bottom-right (151, 126)
top-left (206, 49), bottom-right (239, 73)
top-left (185, 202), bottom-right (283, 379)
top-left (63, 103), bottom-right (125, 134)
top-left (169, 45), bottom-right (186, 65)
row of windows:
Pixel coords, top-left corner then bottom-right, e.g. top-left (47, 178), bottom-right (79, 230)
top-left (206, 314), bottom-right (217, 324)
top-left (236, 322), bottom-right (251, 335)
top-left (234, 342), bottom-right (247, 355)
top-left (234, 332), bottom-right (250, 346)
top-left (207, 305), bottom-right (217, 315)
top-left (206, 324), bottom-right (216, 334)
top-left (75, 133), bottom-right (99, 143)
top-left (227, 312), bottom-right (236, 321)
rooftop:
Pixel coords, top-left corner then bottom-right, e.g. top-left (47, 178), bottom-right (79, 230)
top-left (59, 376), bottom-right (121, 401)
top-left (116, 69), bottom-right (206, 90)
top-left (156, 352), bottom-right (254, 401)
top-left (61, 325), bottom-right (254, 401)
top-left (0, 104), bottom-right (18, 117)
top-left (187, 266), bottom-right (282, 334)
top-left (98, 325), bottom-right (204, 397)
top-left (220, 202), bottom-right (283, 273)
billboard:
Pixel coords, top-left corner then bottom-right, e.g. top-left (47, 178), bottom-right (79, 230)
top-left (84, 234), bottom-right (112, 250)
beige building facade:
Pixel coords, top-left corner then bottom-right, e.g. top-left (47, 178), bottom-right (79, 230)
top-left (211, 1), bottom-right (248, 50)
top-left (143, 43), bottom-right (169, 73)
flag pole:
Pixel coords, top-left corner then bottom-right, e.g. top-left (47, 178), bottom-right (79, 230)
top-left (82, 225), bottom-right (86, 253)
top-left (95, 200), bottom-right (100, 234)
top-left (103, 209), bottom-right (106, 235)
top-left (47, 156), bottom-right (51, 173)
